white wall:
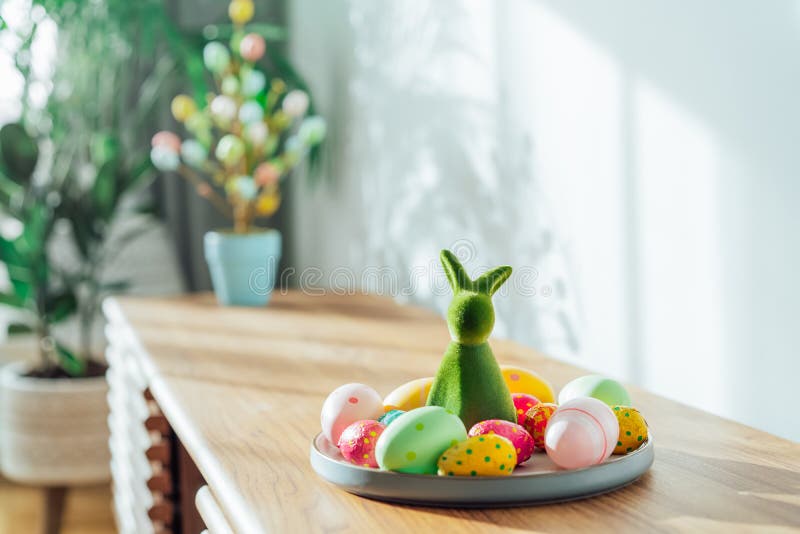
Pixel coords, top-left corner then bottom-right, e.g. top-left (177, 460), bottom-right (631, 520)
top-left (289, 0), bottom-right (800, 442)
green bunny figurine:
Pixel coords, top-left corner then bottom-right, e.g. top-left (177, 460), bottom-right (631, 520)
top-left (426, 249), bottom-right (517, 428)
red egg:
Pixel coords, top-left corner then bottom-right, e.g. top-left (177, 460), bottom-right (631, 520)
top-left (337, 420), bottom-right (386, 468)
top-left (239, 33), bottom-right (266, 62)
top-left (468, 419), bottom-right (535, 465)
top-left (524, 402), bottom-right (557, 449)
top-left (151, 131), bottom-right (181, 153)
top-left (512, 393), bottom-right (540, 426)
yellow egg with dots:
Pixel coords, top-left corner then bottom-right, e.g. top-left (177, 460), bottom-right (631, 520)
top-left (611, 406), bottom-right (648, 454)
top-left (229, 0), bottom-right (254, 25)
top-left (170, 95), bottom-right (196, 123)
top-left (500, 365), bottom-right (555, 403)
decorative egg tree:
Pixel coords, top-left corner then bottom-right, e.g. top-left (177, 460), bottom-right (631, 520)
top-left (151, 0), bottom-right (325, 306)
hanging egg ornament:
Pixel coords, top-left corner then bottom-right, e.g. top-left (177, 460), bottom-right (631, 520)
top-left (239, 33), bottom-right (266, 62)
top-left (227, 175), bottom-right (257, 200)
top-left (282, 89), bottom-right (309, 118)
top-left (255, 192), bottom-right (280, 216)
top-left (170, 95), bottom-right (197, 123)
top-left (221, 75), bottom-right (240, 96)
top-left (150, 145), bottom-right (180, 172)
top-left (241, 70), bottom-right (266, 97)
top-left (203, 42), bottom-right (231, 74)
top-left (180, 140), bottom-right (208, 168)
top-left (215, 134), bottom-right (246, 167)
top-left (228, 0), bottom-right (254, 25)
top-left (245, 122), bottom-right (269, 146)
top-left (254, 162), bottom-right (280, 186)
top-left (186, 113), bottom-right (211, 135)
top-left (210, 95), bottom-right (238, 124)
top-left (298, 116), bottom-right (327, 145)
top-left (238, 101), bottom-right (264, 124)
top-left (150, 131), bottom-right (181, 153)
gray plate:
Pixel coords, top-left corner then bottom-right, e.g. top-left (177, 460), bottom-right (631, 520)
top-left (310, 432), bottom-right (654, 507)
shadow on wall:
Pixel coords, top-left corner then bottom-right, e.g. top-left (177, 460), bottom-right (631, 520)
top-left (289, 0), bottom-right (581, 362)
top-left (535, 0), bottom-right (800, 439)
top-left (289, 0), bottom-right (800, 441)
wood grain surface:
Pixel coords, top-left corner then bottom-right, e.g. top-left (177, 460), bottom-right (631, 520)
top-left (104, 292), bottom-right (800, 533)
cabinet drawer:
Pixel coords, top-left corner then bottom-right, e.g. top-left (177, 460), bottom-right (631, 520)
top-left (195, 485), bottom-right (233, 534)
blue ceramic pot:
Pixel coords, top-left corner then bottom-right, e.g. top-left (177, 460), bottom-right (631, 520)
top-left (204, 229), bottom-right (282, 306)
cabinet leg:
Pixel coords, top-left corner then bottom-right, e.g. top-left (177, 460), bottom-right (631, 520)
top-left (42, 486), bottom-right (67, 534)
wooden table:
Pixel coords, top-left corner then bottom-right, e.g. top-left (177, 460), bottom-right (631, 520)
top-left (104, 292), bottom-right (800, 533)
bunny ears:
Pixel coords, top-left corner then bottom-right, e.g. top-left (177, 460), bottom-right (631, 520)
top-left (440, 249), bottom-right (512, 296)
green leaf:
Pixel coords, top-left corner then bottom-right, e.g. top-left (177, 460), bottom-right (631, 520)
top-left (92, 159), bottom-right (119, 221)
top-left (0, 123), bottom-right (39, 183)
top-left (7, 323), bottom-right (33, 335)
top-left (0, 292), bottom-right (24, 308)
top-left (45, 290), bottom-right (77, 323)
top-left (55, 342), bottom-right (86, 377)
top-left (89, 132), bottom-right (120, 169)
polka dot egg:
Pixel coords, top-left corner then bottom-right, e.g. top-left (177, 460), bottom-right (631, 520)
top-left (337, 420), bottom-right (386, 468)
top-left (320, 383), bottom-right (383, 445)
top-left (512, 393), bottom-right (540, 426)
top-left (375, 406), bottom-right (467, 474)
top-left (437, 434), bottom-right (517, 477)
top-left (612, 406), bottom-right (648, 454)
top-left (469, 419), bottom-right (535, 465)
top-left (523, 402), bottom-right (557, 449)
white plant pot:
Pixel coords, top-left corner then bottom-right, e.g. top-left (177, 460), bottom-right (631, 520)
top-left (0, 361), bottom-right (110, 485)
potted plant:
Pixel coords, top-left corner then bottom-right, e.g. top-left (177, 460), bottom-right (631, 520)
top-left (151, 0), bottom-right (326, 306)
top-left (0, 122), bottom-right (112, 488)
top-left (0, 1), bottom-right (180, 525)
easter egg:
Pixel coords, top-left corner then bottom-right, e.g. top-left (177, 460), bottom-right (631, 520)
top-left (468, 419), bottom-right (534, 465)
top-left (523, 402), bottom-right (557, 449)
top-left (203, 42), bottom-right (230, 74)
top-left (215, 134), bottom-right (245, 167)
top-left (511, 393), bottom-right (540, 426)
top-left (437, 434), bottom-right (517, 477)
top-left (228, 0), bottom-right (254, 24)
top-left (377, 409), bottom-right (405, 427)
top-left (375, 406), bottom-right (466, 474)
top-left (255, 193), bottom-right (280, 216)
top-left (254, 162), bottom-right (279, 186)
top-left (241, 70), bottom-right (266, 97)
top-left (337, 420), bottom-right (386, 468)
top-left (298, 116), bottom-right (326, 145)
top-left (238, 101), bottom-right (264, 124)
top-left (383, 377), bottom-right (434, 412)
top-left (282, 89), bottom-right (309, 117)
top-left (226, 175), bottom-right (257, 200)
top-left (239, 33), bottom-right (266, 62)
top-left (180, 139), bottom-right (207, 168)
top-left (500, 365), bottom-right (555, 403)
top-left (245, 122), bottom-right (269, 146)
top-left (151, 131), bottom-right (181, 153)
top-left (150, 145), bottom-right (179, 172)
top-left (210, 95), bottom-right (237, 124)
top-left (545, 397), bottom-right (619, 470)
top-left (221, 75), bottom-right (240, 96)
top-left (170, 95), bottom-right (196, 123)
top-left (320, 383), bottom-right (383, 445)
top-left (558, 375), bottom-right (631, 407)
top-left (612, 406), bottom-right (648, 454)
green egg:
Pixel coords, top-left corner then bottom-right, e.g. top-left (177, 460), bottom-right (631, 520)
top-left (375, 406), bottom-right (467, 474)
top-left (558, 375), bottom-right (631, 407)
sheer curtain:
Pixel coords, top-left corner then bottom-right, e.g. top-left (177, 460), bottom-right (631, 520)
top-left (288, 0), bottom-right (800, 441)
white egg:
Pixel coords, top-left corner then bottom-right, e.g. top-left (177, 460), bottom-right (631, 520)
top-left (320, 383), bottom-right (383, 445)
